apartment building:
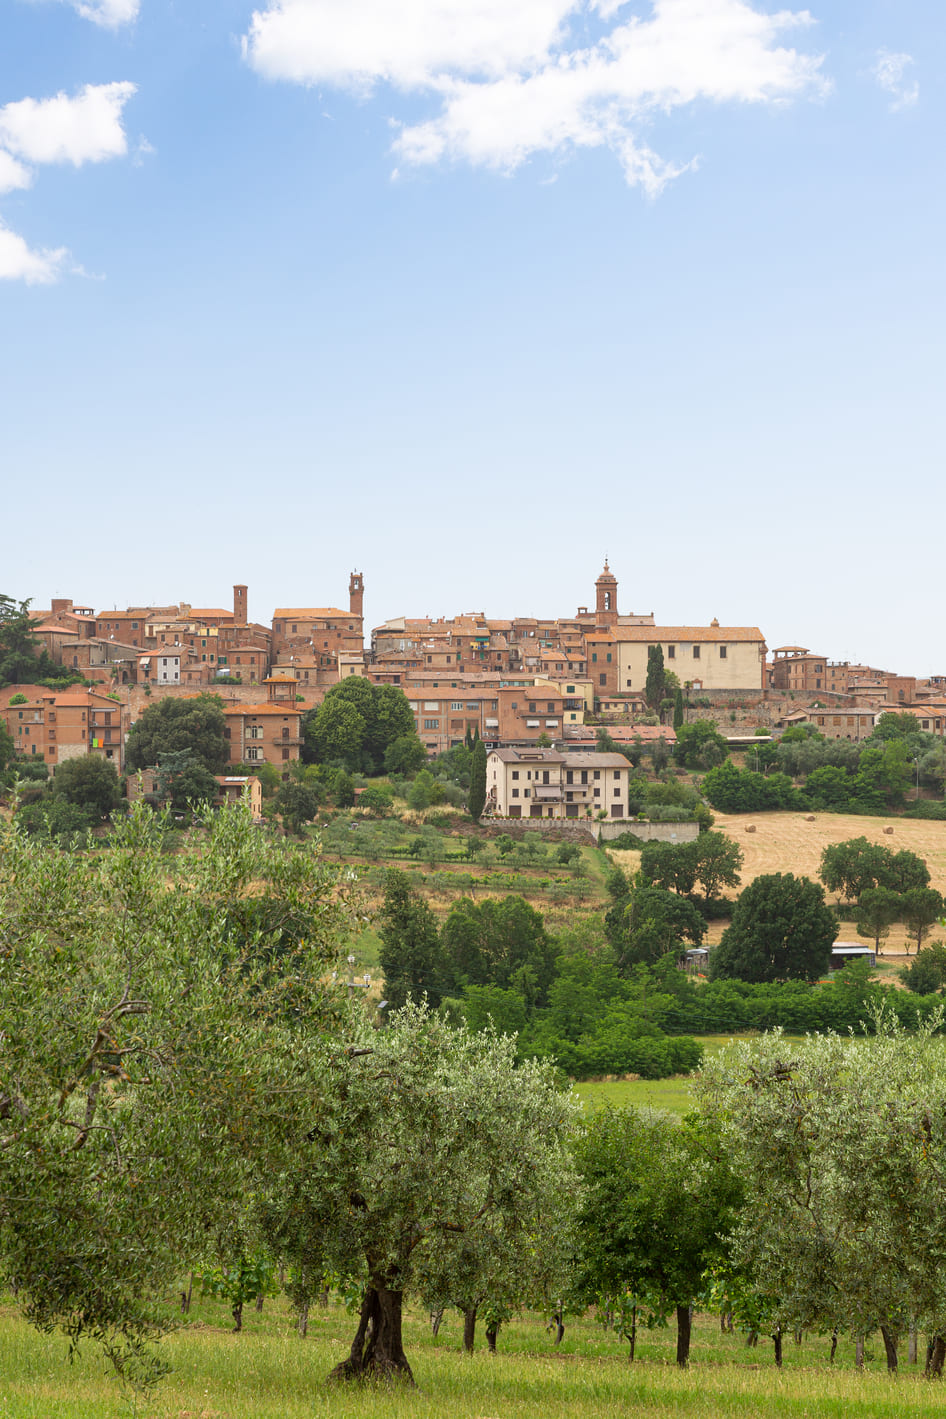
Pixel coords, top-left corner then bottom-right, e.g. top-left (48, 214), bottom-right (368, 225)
top-left (1, 688), bottom-right (130, 770)
top-left (222, 703), bottom-right (304, 770)
top-left (485, 746), bottom-right (631, 820)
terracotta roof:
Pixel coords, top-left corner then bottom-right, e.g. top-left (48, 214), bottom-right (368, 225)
top-left (585, 626), bottom-right (766, 644)
top-left (222, 704), bottom-right (303, 717)
top-left (274, 608), bottom-right (348, 619)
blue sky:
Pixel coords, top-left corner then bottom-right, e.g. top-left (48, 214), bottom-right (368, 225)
top-left (1, 0), bottom-right (942, 674)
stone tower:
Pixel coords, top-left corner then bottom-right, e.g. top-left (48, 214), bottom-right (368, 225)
top-left (349, 570), bottom-right (364, 620)
top-left (595, 561), bottom-right (618, 627)
top-left (233, 584), bottom-right (248, 624)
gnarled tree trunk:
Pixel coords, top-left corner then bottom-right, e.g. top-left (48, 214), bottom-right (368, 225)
top-left (926, 1333), bottom-right (946, 1378)
top-left (881, 1325), bottom-right (898, 1373)
top-left (773, 1326), bottom-right (782, 1369)
top-left (486, 1320), bottom-right (499, 1353)
top-left (463, 1307), bottom-right (477, 1354)
top-left (676, 1304), bottom-right (691, 1368)
top-left (328, 1283), bottom-right (414, 1385)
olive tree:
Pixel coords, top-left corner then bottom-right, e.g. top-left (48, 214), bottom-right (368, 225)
top-left (0, 802), bottom-right (357, 1388)
top-left (697, 1019), bottom-right (946, 1374)
top-left (257, 1002), bottom-right (579, 1384)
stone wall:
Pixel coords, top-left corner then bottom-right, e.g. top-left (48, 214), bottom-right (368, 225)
top-left (596, 820), bottom-right (700, 844)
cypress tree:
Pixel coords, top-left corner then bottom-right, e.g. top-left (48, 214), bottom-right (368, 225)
top-left (673, 687), bottom-right (685, 730)
top-left (645, 646), bottom-right (666, 712)
top-left (468, 739), bottom-right (487, 820)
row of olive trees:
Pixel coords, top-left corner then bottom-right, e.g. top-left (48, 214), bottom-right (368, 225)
top-left (0, 805), bottom-right (582, 1390)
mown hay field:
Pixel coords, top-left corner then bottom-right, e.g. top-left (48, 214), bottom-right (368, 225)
top-left (610, 811), bottom-right (946, 956)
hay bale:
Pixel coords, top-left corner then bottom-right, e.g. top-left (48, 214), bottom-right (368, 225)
top-left (744, 825), bottom-right (756, 834)
top-left (883, 826), bottom-right (894, 835)
top-left (804, 815), bottom-right (816, 822)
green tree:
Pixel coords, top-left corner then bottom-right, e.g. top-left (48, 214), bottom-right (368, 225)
top-left (383, 733), bottom-right (427, 775)
top-left (305, 681), bottom-right (416, 773)
top-left (673, 688), bottom-right (684, 731)
top-left (0, 596), bottom-right (78, 686)
top-left (644, 646), bottom-right (666, 713)
top-left (872, 710), bottom-right (921, 741)
top-left (468, 738), bottom-right (487, 820)
top-left (691, 831), bottom-right (744, 901)
top-left (884, 848), bottom-right (931, 894)
top-left (0, 719), bottom-right (14, 775)
top-left (855, 886), bottom-right (901, 954)
top-left (698, 1022), bottom-right (946, 1373)
top-left (275, 780), bottom-right (320, 835)
top-left (125, 694), bottom-right (228, 774)
top-left (575, 1107), bottom-right (740, 1366)
top-left (900, 941), bottom-right (946, 994)
top-left (16, 795), bottom-right (94, 843)
top-left (258, 1002), bottom-right (578, 1383)
top-left (640, 840), bottom-right (698, 896)
top-left (616, 884), bottom-right (707, 969)
top-left (673, 719), bottom-right (728, 770)
top-left (440, 896), bottom-right (556, 1002)
top-left (49, 756), bottom-right (122, 819)
top-left (710, 873), bottom-right (836, 983)
top-left (367, 684), bottom-right (417, 765)
top-left (820, 837), bottom-right (930, 903)
top-left (0, 802), bottom-right (357, 1388)
top-left (152, 749), bottom-right (219, 816)
top-left (900, 886), bottom-right (944, 953)
top-left (305, 696), bottom-right (365, 769)
top-left (819, 837), bottom-right (890, 904)
top-left (378, 869), bottom-right (444, 1009)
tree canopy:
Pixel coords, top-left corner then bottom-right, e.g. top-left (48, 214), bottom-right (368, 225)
top-left (710, 872), bottom-right (836, 983)
top-left (0, 801), bottom-right (358, 1387)
top-left (49, 755), bottom-right (122, 818)
top-left (125, 694), bottom-right (229, 775)
top-left (304, 680), bottom-right (420, 773)
top-left (258, 1001), bottom-right (578, 1383)
top-left (574, 1106), bottom-right (741, 1366)
top-left (0, 596), bottom-right (85, 688)
top-left (698, 1019), bottom-right (946, 1373)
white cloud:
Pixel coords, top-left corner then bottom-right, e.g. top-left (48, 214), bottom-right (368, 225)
top-left (0, 82), bottom-right (137, 283)
top-left (0, 222), bottom-right (68, 283)
top-left (0, 151), bottom-right (32, 193)
top-left (0, 82), bottom-right (136, 166)
top-left (26, 0), bottom-right (139, 28)
top-left (871, 49), bottom-right (918, 111)
top-left (75, 0), bottom-right (139, 24)
top-left (244, 0), bottom-right (576, 88)
top-left (244, 0), bottom-right (828, 192)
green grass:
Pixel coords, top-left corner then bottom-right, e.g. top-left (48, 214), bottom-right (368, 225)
top-left (574, 1074), bottom-right (698, 1114)
top-left (573, 1036), bottom-right (805, 1115)
top-left (2, 1297), bottom-right (945, 1419)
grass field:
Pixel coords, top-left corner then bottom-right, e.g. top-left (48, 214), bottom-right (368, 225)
top-left (5, 1294), bottom-right (946, 1419)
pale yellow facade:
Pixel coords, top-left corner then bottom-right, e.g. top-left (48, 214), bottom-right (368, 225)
top-left (616, 626), bottom-right (766, 694)
top-left (532, 675), bottom-right (592, 727)
top-left (486, 747), bottom-right (630, 820)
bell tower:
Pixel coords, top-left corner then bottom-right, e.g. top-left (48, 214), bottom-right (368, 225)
top-left (595, 561), bottom-right (618, 627)
top-left (349, 570), bottom-right (364, 620)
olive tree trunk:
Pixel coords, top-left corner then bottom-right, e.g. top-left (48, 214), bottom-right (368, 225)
top-left (676, 1305), bottom-right (691, 1367)
top-left (328, 1283), bottom-right (414, 1385)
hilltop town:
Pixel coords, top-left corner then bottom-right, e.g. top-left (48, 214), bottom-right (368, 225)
top-left (1, 565), bottom-right (942, 794)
